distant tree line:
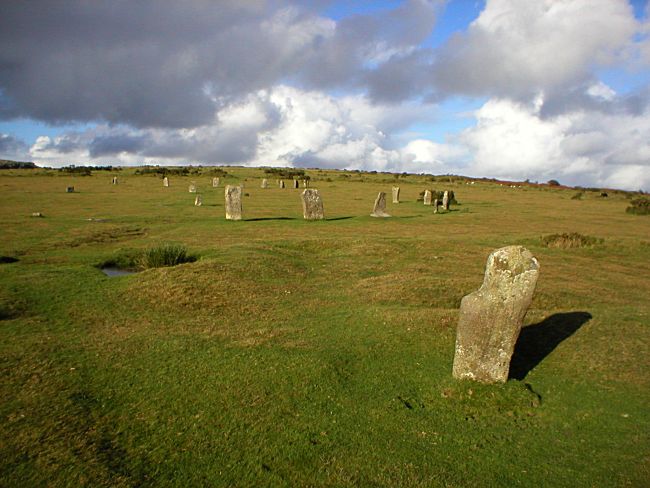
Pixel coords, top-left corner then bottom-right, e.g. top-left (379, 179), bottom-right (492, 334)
top-left (0, 160), bottom-right (37, 169)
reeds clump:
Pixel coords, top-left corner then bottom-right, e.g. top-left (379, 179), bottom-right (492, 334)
top-left (138, 243), bottom-right (196, 269)
top-left (541, 233), bottom-right (603, 249)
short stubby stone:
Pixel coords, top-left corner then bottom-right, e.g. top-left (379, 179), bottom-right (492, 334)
top-left (163, 177), bottom-right (170, 187)
top-left (31, 212), bottom-right (43, 218)
top-left (442, 191), bottom-right (449, 210)
top-left (303, 179), bottom-right (309, 188)
top-left (293, 180), bottom-right (299, 189)
top-left (452, 246), bottom-right (540, 383)
top-left (392, 186), bottom-right (400, 204)
top-left (189, 183), bottom-right (197, 193)
top-left (112, 176), bottom-right (118, 185)
top-left (212, 177), bottom-right (220, 187)
top-left (225, 185), bottom-right (242, 220)
top-left (423, 190), bottom-right (432, 205)
top-left (301, 189), bottom-right (324, 220)
top-left (66, 186), bottom-right (75, 193)
top-left (370, 192), bottom-right (390, 217)
top-left (261, 178), bottom-right (268, 188)
top-left (194, 195), bottom-right (202, 206)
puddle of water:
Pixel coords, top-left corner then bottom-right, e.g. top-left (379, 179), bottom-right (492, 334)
top-left (101, 267), bottom-right (136, 277)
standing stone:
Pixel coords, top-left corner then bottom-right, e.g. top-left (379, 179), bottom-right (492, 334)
top-left (442, 191), bottom-right (450, 210)
top-left (189, 183), bottom-right (197, 193)
top-left (433, 199), bottom-right (439, 214)
top-left (225, 185), bottom-right (242, 220)
top-left (279, 180), bottom-right (285, 189)
top-left (301, 189), bottom-right (324, 220)
top-left (303, 179), bottom-right (309, 188)
top-left (392, 186), bottom-right (400, 204)
top-left (163, 177), bottom-right (170, 187)
top-left (293, 179), bottom-right (299, 189)
top-left (194, 195), bottom-right (202, 206)
top-left (452, 246), bottom-right (540, 383)
top-left (423, 190), bottom-right (432, 205)
top-left (66, 186), bottom-right (75, 193)
top-left (370, 192), bottom-right (390, 217)
top-left (212, 177), bottom-right (219, 188)
top-left (112, 176), bottom-right (118, 185)
top-left (261, 178), bottom-right (268, 188)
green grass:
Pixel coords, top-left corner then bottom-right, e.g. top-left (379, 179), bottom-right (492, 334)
top-left (0, 167), bottom-right (649, 487)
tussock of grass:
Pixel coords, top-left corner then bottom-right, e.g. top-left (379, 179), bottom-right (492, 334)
top-left (541, 232), bottom-right (603, 249)
top-left (138, 243), bottom-right (195, 269)
top-left (626, 197), bottom-right (650, 215)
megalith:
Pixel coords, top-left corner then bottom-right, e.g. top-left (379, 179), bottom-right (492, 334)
top-left (392, 186), bottom-right (400, 204)
top-left (370, 192), bottom-right (390, 217)
top-left (189, 183), bottom-right (197, 193)
top-left (293, 180), bottom-right (299, 189)
top-left (163, 177), bottom-right (170, 187)
top-left (423, 190), bottom-right (432, 205)
top-left (280, 180), bottom-right (285, 189)
top-left (194, 195), bottom-right (202, 206)
top-left (301, 189), bottom-right (324, 220)
top-left (212, 177), bottom-right (220, 188)
top-left (452, 246), bottom-right (540, 383)
top-left (442, 191), bottom-right (450, 210)
top-left (261, 178), bottom-right (268, 188)
top-left (225, 185), bottom-right (242, 220)
top-left (112, 176), bottom-right (118, 185)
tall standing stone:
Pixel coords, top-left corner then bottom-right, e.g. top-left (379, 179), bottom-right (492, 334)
top-left (212, 177), bottom-right (220, 188)
top-left (163, 177), bottom-right (170, 187)
top-left (194, 195), bottom-right (202, 206)
top-left (293, 179), bottom-right (299, 189)
top-left (261, 178), bottom-right (268, 188)
top-left (452, 246), bottom-right (540, 383)
top-left (189, 183), bottom-right (197, 193)
top-left (392, 186), bottom-right (400, 204)
top-left (423, 190), bottom-right (432, 205)
top-left (433, 199), bottom-right (439, 213)
top-left (280, 180), bottom-right (285, 189)
top-left (225, 185), bottom-right (242, 221)
top-left (303, 179), bottom-right (309, 188)
top-left (370, 192), bottom-right (390, 217)
top-left (112, 176), bottom-right (118, 185)
top-left (301, 189), bottom-right (324, 220)
top-left (442, 191), bottom-right (450, 210)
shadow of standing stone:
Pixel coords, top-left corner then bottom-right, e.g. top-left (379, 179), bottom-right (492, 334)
top-left (509, 312), bottom-right (592, 380)
top-left (453, 246), bottom-right (540, 383)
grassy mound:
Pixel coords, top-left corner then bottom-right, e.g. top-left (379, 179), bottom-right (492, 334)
top-left (541, 232), bottom-right (603, 249)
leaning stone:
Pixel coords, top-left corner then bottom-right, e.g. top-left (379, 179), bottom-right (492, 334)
top-left (261, 178), bottom-right (268, 188)
top-left (423, 190), bottom-right (432, 205)
top-left (212, 177), bottom-right (219, 187)
top-left (225, 185), bottom-right (242, 220)
top-left (442, 191), bottom-right (450, 210)
top-left (280, 180), bottom-right (285, 189)
top-left (370, 192), bottom-right (390, 217)
top-left (392, 186), bottom-right (400, 204)
top-left (66, 186), bottom-right (75, 193)
top-left (301, 189), bottom-right (324, 220)
top-left (452, 246), bottom-right (540, 383)
top-left (189, 183), bottom-right (197, 193)
top-left (163, 177), bottom-right (169, 187)
top-left (194, 195), bottom-right (202, 206)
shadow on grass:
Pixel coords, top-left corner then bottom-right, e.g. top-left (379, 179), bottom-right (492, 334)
top-left (244, 217), bottom-right (297, 222)
top-left (326, 216), bottom-right (354, 221)
top-left (509, 311), bottom-right (592, 380)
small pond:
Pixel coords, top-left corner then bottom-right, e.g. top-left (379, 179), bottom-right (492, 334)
top-left (101, 267), bottom-right (136, 277)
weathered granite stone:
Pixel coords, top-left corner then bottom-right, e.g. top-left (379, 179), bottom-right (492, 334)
top-left (212, 177), bottom-right (219, 187)
top-left (261, 178), bottom-right (268, 188)
top-left (442, 191), bottom-right (449, 210)
top-left (370, 192), bottom-right (390, 217)
top-left (66, 186), bottom-right (75, 193)
top-left (452, 246), bottom-right (540, 383)
top-left (31, 212), bottom-right (43, 217)
top-left (112, 176), bottom-right (118, 185)
top-left (189, 183), bottom-right (197, 193)
top-left (392, 186), bottom-right (400, 204)
top-left (303, 179), bottom-right (309, 188)
top-left (293, 179), bottom-right (299, 189)
top-left (194, 195), bottom-right (202, 206)
top-left (163, 177), bottom-right (169, 187)
top-left (301, 189), bottom-right (324, 220)
top-left (433, 199), bottom-right (439, 213)
top-left (225, 185), bottom-right (242, 220)
top-left (423, 190), bottom-right (432, 205)
top-left (280, 180), bottom-right (285, 189)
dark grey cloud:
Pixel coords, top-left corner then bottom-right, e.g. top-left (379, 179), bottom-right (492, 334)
top-left (89, 133), bottom-right (150, 157)
top-left (0, 0), bottom-right (440, 129)
top-left (0, 133), bottom-right (29, 157)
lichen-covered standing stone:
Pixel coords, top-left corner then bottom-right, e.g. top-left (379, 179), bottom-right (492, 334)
top-left (189, 183), bottom-right (197, 193)
top-left (303, 179), bottom-right (309, 188)
top-left (370, 192), bottom-right (390, 217)
top-left (163, 177), bottom-right (169, 187)
top-left (453, 246), bottom-right (540, 383)
top-left (433, 199), bottom-right (439, 213)
top-left (112, 176), bottom-right (118, 185)
top-left (392, 186), bottom-right (400, 203)
top-left (293, 180), bottom-right (299, 189)
top-left (442, 191), bottom-right (449, 210)
top-left (194, 195), bottom-right (202, 206)
top-left (423, 190), bottom-right (432, 205)
top-left (280, 180), bottom-right (285, 189)
top-left (225, 185), bottom-right (242, 220)
top-left (301, 189), bottom-right (324, 220)
top-left (261, 178), bottom-right (268, 188)
top-left (212, 177), bottom-right (219, 187)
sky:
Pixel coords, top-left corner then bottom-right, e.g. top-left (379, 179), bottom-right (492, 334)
top-left (1, 0), bottom-right (649, 191)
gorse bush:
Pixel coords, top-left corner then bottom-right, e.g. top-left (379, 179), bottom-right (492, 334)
top-left (626, 198), bottom-right (650, 215)
top-left (138, 244), bottom-right (196, 269)
top-left (541, 233), bottom-right (603, 249)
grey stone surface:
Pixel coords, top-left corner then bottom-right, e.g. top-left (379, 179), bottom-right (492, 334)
top-left (189, 183), bottom-right (197, 193)
top-left (225, 185), bottom-right (242, 220)
top-left (452, 246), bottom-right (540, 383)
top-left (370, 192), bottom-right (390, 217)
top-left (293, 179), bottom-right (299, 189)
top-left (163, 177), bottom-right (169, 187)
top-left (194, 195), bottom-right (202, 206)
top-left (303, 179), bottom-right (309, 188)
top-left (112, 176), bottom-right (118, 185)
top-left (212, 177), bottom-right (219, 187)
top-left (66, 186), bottom-right (74, 193)
top-left (423, 190), bottom-right (432, 205)
top-left (433, 199), bottom-right (439, 213)
top-left (301, 189), bottom-right (324, 220)
top-left (261, 178), bottom-right (268, 188)
top-left (392, 186), bottom-right (400, 204)
top-left (442, 191), bottom-right (449, 210)
top-left (31, 212), bottom-right (43, 217)
top-left (280, 180), bottom-right (285, 189)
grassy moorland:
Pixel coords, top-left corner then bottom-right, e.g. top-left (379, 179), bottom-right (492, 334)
top-left (0, 167), bottom-right (648, 487)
